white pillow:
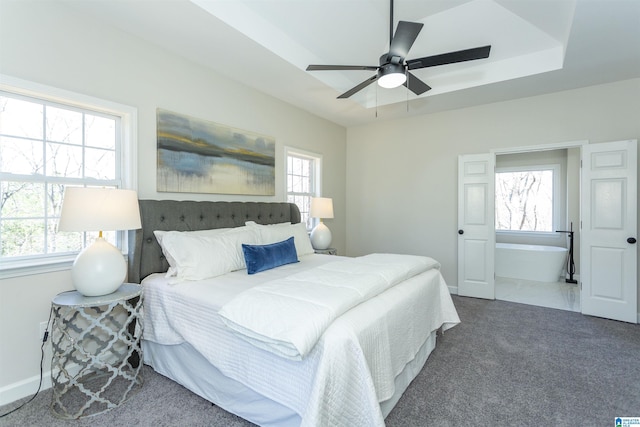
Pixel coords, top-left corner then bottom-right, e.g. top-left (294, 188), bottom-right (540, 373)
top-left (217, 226), bottom-right (262, 270)
top-left (155, 226), bottom-right (259, 282)
top-left (154, 228), bottom-right (231, 277)
top-left (245, 221), bottom-right (315, 257)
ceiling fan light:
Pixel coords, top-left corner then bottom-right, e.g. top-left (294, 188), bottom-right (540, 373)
top-left (378, 72), bottom-right (406, 88)
top-left (377, 63), bottom-right (406, 89)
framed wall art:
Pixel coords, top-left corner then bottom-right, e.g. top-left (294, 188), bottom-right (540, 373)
top-left (156, 109), bottom-right (275, 195)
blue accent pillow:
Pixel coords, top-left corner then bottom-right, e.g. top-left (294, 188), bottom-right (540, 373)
top-left (242, 237), bottom-right (299, 274)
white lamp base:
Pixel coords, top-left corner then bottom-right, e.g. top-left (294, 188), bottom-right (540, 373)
top-left (310, 222), bottom-right (332, 250)
top-left (71, 237), bottom-right (126, 296)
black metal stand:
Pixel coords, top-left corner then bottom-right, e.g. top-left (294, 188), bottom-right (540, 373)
top-left (556, 223), bottom-right (578, 284)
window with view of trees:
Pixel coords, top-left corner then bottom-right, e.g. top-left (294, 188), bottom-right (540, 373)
top-left (0, 89), bottom-right (126, 267)
top-left (285, 148), bottom-right (321, 230)
top-left (495, 167), bottom-right (556, 232)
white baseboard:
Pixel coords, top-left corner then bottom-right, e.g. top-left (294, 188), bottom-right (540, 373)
top-left (0, 363), bottom-right (80, 407)
top-left (0, 371), bottom-right (53, 407)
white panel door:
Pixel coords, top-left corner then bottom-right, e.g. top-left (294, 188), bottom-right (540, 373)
top-left (457, 153), bottom-right (495, 299)
top-left (581, 140), bottom-right (637, 323)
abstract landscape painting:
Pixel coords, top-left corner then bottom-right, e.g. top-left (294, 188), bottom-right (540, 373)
top-left (156, 109), bottom-right (275, 195)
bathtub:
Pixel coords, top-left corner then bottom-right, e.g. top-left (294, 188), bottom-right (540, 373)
top-left (495, 243), bottom-right (568, 283)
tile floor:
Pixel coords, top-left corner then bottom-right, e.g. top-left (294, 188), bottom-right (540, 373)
top-left (495, 276), bottom-right (580, 312)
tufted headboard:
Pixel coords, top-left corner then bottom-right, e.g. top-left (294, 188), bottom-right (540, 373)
top-left (127, 200), bottom-right (301, 283)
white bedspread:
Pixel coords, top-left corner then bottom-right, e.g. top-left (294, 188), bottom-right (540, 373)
top-left (142, 255), bottom-right (460, 426)
top-left (219, 253), bottom-right (440, 360)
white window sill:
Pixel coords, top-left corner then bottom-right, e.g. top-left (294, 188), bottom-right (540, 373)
top-left (0, 256), bottom-right (76, 280)
top-left (496, 230), bottom-right (564, 240)
top-left (0, 252), bottom-right (132, 280)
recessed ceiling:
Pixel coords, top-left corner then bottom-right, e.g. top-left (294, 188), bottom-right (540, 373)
top-left (192, 0), bottom-right (573, 108)
top-left (61, 0), bottom-right (640, 127)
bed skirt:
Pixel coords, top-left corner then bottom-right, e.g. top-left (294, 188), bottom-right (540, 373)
top-left (143, 330), bottom-right (437, 426)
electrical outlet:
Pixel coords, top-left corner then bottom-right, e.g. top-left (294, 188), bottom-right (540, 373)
top-left (39, 321), bottom-right (49, 342)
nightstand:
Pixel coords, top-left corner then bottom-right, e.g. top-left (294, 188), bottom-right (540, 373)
top-left (50, 283), bottom-right (143, 419)
top-left (314, 248), bottom-right (337, 255)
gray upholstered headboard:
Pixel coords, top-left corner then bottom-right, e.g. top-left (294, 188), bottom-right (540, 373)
top-left (127, 200), bottom-right (301, 283)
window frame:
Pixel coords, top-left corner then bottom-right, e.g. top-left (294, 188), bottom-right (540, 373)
top-left (284, 146), bottom-right (322, 231)
top-left (0, 75), bottom-right (137, 279)
top-left (495, 163), bottom-right (561, 237)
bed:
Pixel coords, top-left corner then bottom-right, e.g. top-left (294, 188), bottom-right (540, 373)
top-left (128, 200), bottom-right (460, 426)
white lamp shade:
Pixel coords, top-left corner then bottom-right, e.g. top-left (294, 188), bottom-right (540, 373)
top-left (310, 197), bottom-right (334, 219)
top-left (58, 187), bottom-right (141, 232)
top-left (59, 187), bottom-right (141, 296)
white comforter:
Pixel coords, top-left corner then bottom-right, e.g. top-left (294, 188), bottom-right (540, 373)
top-left (219, 253), bottom-right (441, 360)
top-left (143, 254), bottom-right (460, 426)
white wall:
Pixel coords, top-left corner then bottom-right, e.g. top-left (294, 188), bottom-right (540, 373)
top-left (0, 1), bottom-right (346, 404)
top-left (346, 78), bottom-right (640, 296)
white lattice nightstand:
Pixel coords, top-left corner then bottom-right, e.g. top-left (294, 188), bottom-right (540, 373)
top-left (314, 248), bottom-right (337, 255)
top-left (50, 283), bottom-right (143, 419)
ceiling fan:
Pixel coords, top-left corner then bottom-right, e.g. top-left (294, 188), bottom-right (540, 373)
top-left (306, 0), bottom-right (491, 99)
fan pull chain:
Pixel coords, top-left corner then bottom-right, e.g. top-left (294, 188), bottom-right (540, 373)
top-left (406, 69), bottom-right (409, 112)
top-left (375, 84), bottom-right (378, 118)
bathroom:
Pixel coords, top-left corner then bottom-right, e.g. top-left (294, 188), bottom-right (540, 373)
top-left (494, 148), bottom-right (581, 312)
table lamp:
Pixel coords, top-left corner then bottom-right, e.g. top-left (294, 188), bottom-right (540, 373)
top-left (58, 187), bottom-right (141, 297)
top-left (310, 197), bottom-right (334, 250)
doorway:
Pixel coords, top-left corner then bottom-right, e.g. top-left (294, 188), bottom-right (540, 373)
top-left (494, 148), bottom-right (580, 312)
top-left (457, 139), bottom-right (638, 323)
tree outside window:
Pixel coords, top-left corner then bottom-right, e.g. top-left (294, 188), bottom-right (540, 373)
top-left (0, 92), bottom-right (120, 260)
top-left (285, 148), bottom-right (321, 230)
top-left (495, 168), bottom-right (554, 232)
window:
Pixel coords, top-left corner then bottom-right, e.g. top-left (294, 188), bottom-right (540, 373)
top-left (285, 147), bottom-right (322, 230)
top-left (0, 76), bottom-right (136, 277)
top-left (495, 165), bottom-right (559, 232)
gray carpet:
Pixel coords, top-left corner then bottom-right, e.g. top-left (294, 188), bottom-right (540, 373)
top-left (2, 296), bottom-right (639, 426)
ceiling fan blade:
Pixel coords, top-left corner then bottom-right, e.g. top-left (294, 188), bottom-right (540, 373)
top-left (307, 65), bottom-right (379, 71)
top-left (389, 21), bottom-right (424, 60)
top-left (407, 45), bottom-right (491, 70)
top-left (404, 72), bottom-right (431, 95)
top-left (337, 75), bottom-right (378, 99)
